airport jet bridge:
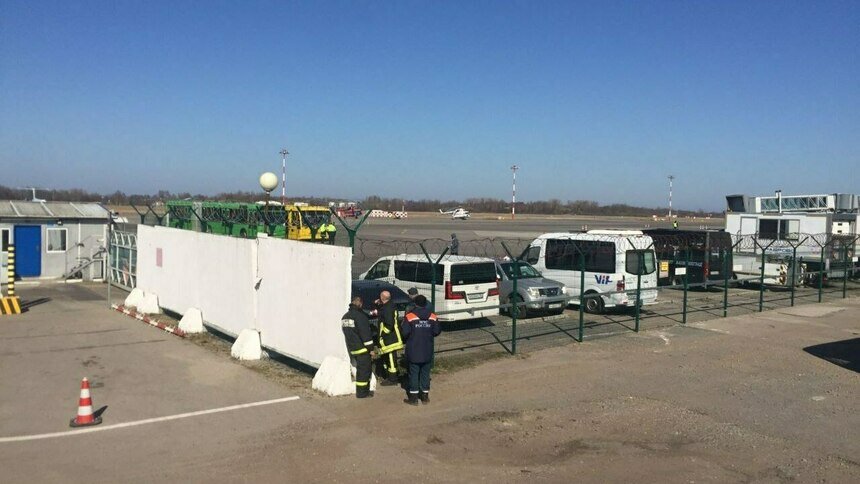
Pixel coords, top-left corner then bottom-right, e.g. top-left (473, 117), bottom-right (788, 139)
top-left (725, 192), bottom-right (860, 285)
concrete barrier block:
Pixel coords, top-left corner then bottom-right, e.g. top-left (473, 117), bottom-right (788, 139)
top-left (178, 308), bottom-right (204, 334)
top-left (124, 288), bottom-right (145, 308)
top-left (231, 329), bottom-right (262, 360)
top-left (137, 293), bottom-right (162, 314)
top-left (312, 356), bottom-right (354, 396)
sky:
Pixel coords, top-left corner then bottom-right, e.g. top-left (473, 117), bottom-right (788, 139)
top-left (1, 1), bottom-right (857, 210)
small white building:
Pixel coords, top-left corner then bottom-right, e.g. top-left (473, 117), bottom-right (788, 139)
top-left (0, 201), bottom-right (110, 282)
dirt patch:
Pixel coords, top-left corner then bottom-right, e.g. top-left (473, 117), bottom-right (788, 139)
top-left (185, 331), bottom-right (312, 392)
top-left (433, 350), bottom-right (515, 374)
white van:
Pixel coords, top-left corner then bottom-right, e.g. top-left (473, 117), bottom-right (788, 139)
top-left (359, 254), bottom-right (500, 321)
top-left (524, 230), bottom-right (659, 313)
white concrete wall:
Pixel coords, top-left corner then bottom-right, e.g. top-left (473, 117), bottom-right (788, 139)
top-left (136, 225), bottom-right (350, 367)
top-left (256, 237), bottom-right (351, 366)
top-left (137, 225), bottom-right (256, 332)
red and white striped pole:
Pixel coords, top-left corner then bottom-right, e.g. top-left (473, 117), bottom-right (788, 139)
top-left (510, 164), bottom-right (519, 220)
top-left (280, 148), bottom-right (289, 205)
top-left (668, 174), bottom-right (674, 219)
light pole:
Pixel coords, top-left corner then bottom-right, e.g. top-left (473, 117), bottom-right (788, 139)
top-left (510, 165), bottom-right (519, 220)
top-left (279, 148), bottom-right (289, 205)
top-left (667, 175), bottom-right (674, 219)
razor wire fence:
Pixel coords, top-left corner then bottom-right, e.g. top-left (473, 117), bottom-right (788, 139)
top-left (352, 232), bottom-right (860, 357)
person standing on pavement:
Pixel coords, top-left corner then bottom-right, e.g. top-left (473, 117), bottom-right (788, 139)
top-left (449, 233), bottom-right (459, 256)
top-left (341, 296), bottom-right (375, 398)
top-left (401, 295), bottom-right (441, 405)
top-left (323, 219), bottom-right (338, 245)
top-left (375, 291), bottom-right (404, 386)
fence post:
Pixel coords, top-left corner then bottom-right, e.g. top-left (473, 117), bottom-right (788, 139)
top-left (758, 256), bottom-right (766, 312)
top-left (634, 252), bottom-right (642, 332)
top-left (755, 239), bottom-right (775, 312)
top-left (818, 242), bottom-right (826, 303)
top-left (419, 243), bottom-right (448, 312)
top-left (790, 245), bottom-right (797, 307)
top-left (106, 218), bottom-right (112, 308)
top-left (500, 242), bottom-right (519, 355)
top-left (843, 242), bottom-right (849, 299)
top-left (682, 248), bottom-right (689, 324)
top-left (330, 209), bottom-right (372, 254)
top-left (578, 250), bottom-right (585, 342)
top-left (722, 247), bottom-right (729, 317)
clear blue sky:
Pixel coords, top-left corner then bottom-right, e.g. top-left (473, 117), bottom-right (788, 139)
top-left (1, 1), bottom-right (857, 210)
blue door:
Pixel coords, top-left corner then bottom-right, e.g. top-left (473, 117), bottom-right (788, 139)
top-left (14, 225), bottom-right (41, 277)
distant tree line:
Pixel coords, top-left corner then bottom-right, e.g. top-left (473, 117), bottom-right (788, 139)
top-left (366, 196), bottom-right (715, 217)
top-left (0, 185), bottom-right (715, 217)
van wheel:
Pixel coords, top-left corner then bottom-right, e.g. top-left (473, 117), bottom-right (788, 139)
top-left (584, 293), bottom-right (604, 314)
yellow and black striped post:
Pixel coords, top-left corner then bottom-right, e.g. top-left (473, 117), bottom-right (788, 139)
top-left (2, 244), bottom-right (21, 315)
top-left (7, 244), bottom-right (15, 297)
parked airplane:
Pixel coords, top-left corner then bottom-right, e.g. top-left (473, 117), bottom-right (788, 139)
top-left (439, 207), bottom-right (471, 220)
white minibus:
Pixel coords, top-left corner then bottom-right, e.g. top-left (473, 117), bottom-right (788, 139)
top-left (524, 230), bottom-right (658, 313)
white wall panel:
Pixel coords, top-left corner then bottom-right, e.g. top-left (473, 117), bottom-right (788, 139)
top-left (256, 237), bottom-right (351, 366)
top-left (136, 225), bottom-right (350, 367)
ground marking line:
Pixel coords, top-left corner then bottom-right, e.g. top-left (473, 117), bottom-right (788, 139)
top-left (0, 396), bottom-right (300, 443)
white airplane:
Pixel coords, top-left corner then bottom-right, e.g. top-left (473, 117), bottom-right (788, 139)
top-left (439, 207), bottom-right (471, 220)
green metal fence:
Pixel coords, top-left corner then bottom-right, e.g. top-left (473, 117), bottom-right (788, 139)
top-left (353, 233), bottom-right (860, 357)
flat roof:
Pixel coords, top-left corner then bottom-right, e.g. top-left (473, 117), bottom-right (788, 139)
top-left (0, 201), bottom-right (109, 220)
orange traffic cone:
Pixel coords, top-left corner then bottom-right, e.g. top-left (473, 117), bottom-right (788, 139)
top-left (69, 377), bottom-right (102, 427)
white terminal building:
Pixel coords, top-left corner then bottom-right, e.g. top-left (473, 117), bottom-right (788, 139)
top-left (725, 192), bottom-right (859, 285)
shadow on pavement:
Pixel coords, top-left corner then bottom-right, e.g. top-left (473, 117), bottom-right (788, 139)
top-left (803, 338), bottom-right (860, 374)
top-left (20, 297), bottom-right (52, 312)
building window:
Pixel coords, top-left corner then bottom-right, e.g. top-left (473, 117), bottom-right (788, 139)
top-left (1, 229), bottom-right (9, 252)
top-left (47, 228), bottom-right (68, 252)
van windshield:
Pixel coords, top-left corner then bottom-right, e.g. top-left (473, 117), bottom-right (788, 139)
top-left (451, 263), bottom-right (497, 285)
top-left (499, 262), bottom-right (541, 279)
top-left (625, 250), bottom-right (656, 275)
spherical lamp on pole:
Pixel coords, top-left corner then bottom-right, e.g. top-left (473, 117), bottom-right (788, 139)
top-left (260, 172), bottom-right (279, 206)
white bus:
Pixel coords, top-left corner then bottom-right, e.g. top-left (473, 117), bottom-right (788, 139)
top-left (524, 230), bottom-right (659, 313)
top-left (359, 254), bottom-right (500, 322)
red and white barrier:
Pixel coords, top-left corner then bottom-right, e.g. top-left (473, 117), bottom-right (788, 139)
top-left (368, 210), bottom-right (408, 219)
top-left (111, 304), bottom-right (186, 338)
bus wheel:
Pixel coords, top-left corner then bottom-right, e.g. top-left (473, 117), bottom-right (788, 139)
top-left (239, 229), bottom-right (247, 238)
top-left (584, 293), bottom-right (604, 314)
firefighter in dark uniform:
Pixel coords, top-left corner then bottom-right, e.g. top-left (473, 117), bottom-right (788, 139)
top-left (375, 291), bottom-right (404, 386)
top-left (341, 296), bottom-right (375, 398)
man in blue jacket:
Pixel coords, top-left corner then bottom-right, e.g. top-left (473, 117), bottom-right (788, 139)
top-left (401, 295), bottom-right (441, 405)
